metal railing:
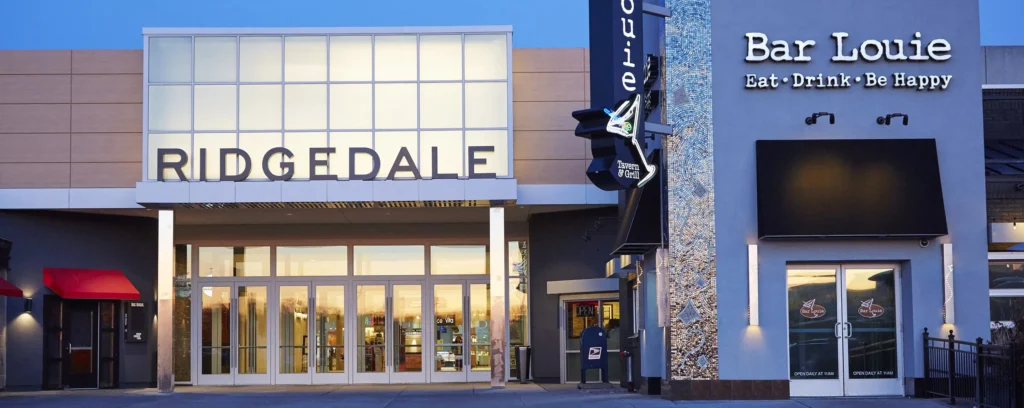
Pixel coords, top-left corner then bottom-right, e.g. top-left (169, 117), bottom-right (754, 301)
top-left (924, 328), bottom-right (1018, 408)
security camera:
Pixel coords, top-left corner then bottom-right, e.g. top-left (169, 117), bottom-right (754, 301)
top-left (919, 239), bottom-right (930, 248)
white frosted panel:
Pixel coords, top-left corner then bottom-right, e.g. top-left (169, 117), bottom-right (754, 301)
top-left (374, 131), bottom-right (418, 180)
top-left (239, 132), bottom-right (283, 181)
top-left (330, 36), bottom-right (372, 81)
top-left (147, 133), bottom-right (191, 181)
top-left (284, 132), bottom-right (327, 180)
top-left (192, 133), bottom-right (238, 180)
top-left (419, 35), bottom-right (462, 81)
top-left (330, 84), bottom-right (372, 130)
top-left (194, 37), bottom-right (237, 82)
top-left (148, 85), bottom-right (192, 131)
top-left (374, 36), bottom-right (417, 81)
top-left (239, 85), bottom-right (282, 130)
top-left (284, 84), bottom-right (327, 130)
top-left (464, 82), bottom-right (508, 128)
top-left (419, 83), bottom-right (462, 129)
top-left (329, 132), bottom-right (372, 180)
top-left (353, 246), bottom-right (425, 276)
top-left (464, 35), bottom-right (507, 80)
top-left (420, 131), bottom-right (463, 178)
top-left (194, 85), bottom-right (237, 131)
top-left (240, 37), bottom-right (282, 82)
top-left (374, 83), bottom-right (417, 129)
top-left (149, 37), bottom-right (192, 83)
top-left (466, 130), bottom-right (508, 177)
top-left (285, 36), bottom-right (327, 82)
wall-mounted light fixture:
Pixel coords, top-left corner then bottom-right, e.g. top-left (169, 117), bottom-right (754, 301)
top-left (877, 113), bottom-right (909, 126)
top-left (942, 243), bottom-right (955, 325)
top-left (23, 297), bottom-right (32, 314)
top-left (748, 244), bottom-right (759, 326)
top-left (805, 112), bottom-right (835, 126)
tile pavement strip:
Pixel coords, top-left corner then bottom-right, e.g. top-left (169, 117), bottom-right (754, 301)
top-left (0, 386), bottom-right (956, 408)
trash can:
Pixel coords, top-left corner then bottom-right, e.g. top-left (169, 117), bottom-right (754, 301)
top-left (623, 335), bottom-right (640, 392)
top-left (516, 346), bottom-right (532, 383)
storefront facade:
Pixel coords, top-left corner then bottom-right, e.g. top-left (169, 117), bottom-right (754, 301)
top-left (0, 0), bottom-right (1011, 400)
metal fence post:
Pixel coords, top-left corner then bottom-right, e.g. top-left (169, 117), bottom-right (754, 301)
top-left (1013, 342), bottom-right (1019, 408)
top-left (949, 330), bottom-right (956, 405)
top-left (976, 337), bottom-right (984, 406)
top-left (923, 328), bottom-right (930, 397)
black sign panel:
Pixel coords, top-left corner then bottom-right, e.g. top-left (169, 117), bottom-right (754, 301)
top-left (124, 301), bottom-right (147, 343)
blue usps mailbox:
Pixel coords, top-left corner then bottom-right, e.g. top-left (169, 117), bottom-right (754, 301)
top-left (579, 326), bottom-right (608, 384)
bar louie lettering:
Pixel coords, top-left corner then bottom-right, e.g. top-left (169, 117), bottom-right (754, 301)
top-left (743, 32), bottom-right (954, 91)
top-left (155, 146), bottom-right (499, 182)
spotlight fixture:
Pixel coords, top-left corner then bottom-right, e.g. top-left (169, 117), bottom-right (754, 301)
top-left (877, 113), bottom-right (909, 126)
top-left (23, 298), bottom-right (32, 314)
top-left (805, 112), bottom-right (835, 125)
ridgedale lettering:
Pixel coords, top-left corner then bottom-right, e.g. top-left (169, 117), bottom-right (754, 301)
top-left (154, 146), bottom-right (499, 182)
top-left (743, 31), bottom-right (954, 91)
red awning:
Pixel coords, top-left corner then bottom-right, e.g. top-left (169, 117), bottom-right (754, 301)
top-left (43, 268), bottom-right (140, 300)
top-left (0, 277), bottom-right (23, 297)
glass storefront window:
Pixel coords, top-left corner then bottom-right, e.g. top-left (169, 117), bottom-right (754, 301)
top-left (430, 246), bottom-right (487, 275)
top-left (238, 286), bottom-right (269, 374)
top-left (277, 246), bottom-right (347, 276)
top-left (992, 296), bottom-right (1024, 324)
top-left (315, 286), bottom-right (345, 373)
top-left (198, 247), bottom-right (271, 277)
top-left (353, 246), bottom-right (425, 276)
top-left (991, 262), bottom-right (1024, 289)
top-left (172, 244), bottom-right (191, 383)
top-left (469, 283), bottom-right (490, 371)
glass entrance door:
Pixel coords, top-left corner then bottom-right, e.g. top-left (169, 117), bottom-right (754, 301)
top-left (353, 282), bottom-right (426, 384)
top-left (197, 283), bottom-right (271, 386)
top-left (276, 284), bottom-right (311, 384)
top-left (561, 298), bottom-right (621, 383)
top-left (787, 265), bottom-right (903, 397)
top-left (430, 281), bottom-right (491, 382)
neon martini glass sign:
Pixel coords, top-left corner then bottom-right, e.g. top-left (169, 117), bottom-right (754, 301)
top-left (602, 94), bottom-right (656, 188)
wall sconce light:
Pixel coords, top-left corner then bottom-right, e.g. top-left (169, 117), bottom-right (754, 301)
top-left (877, 113), bottom-right (909, 126)
top-left (805, 112), bottom-right (835, 125)
top-left (748, 244), bottom-right (759, 326)
top-left (942, 243), bottom-right (955, 325)
top-left (23, 297), bottom-right (33, 314)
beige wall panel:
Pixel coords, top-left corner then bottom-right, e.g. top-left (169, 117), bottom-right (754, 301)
top-left (512, 73), bottom-right (584, 102)
top-left (71, 162), bottom-right (141, 188)
top-left (0, 75), bottom-right (71, 104)
top-left (72, 50), bottom-right (143, 74)
top-left (513, 159), bottom-right (586, 184)
top-left (0, 51), bottom-right (71, 75)
top-left (71, 103), bottom-right (142, 133)
top-left (512, 48), bottom-right (585, 73)
top-left (584, 48), bottom-right (589, 72)
top-left (0, 104), bottom-right (71, 133)
top-left (0, 134), bottom-right (71, 163)
top-left (72, 74), bottom-right (143, 104)
top-left (71, 133), bottom-right (143, 163)
top-left (512, 101), bottom-right (583, 131)
top-left (584, 72), bottom-right (590, 102)
top-left (513, 131), bottom-right (585, 161)
top-left (0, 163), bottom-right (70, 187)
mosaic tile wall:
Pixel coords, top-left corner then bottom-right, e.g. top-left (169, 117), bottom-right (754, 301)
top-left (664, 0), bottom-right (717, 380)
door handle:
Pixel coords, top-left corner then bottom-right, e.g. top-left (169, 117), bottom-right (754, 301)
top-left (844, 322), bottom-right (853, 338)
top-left (834, 322), bottom-right (842, 338)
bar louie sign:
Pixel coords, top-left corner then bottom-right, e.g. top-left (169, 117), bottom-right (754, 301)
top-left (155, 145), bottom-right (500, 181)
top-left (744, 32), bottom-right (954, 91)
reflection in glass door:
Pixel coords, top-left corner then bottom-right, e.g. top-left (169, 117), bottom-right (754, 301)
top-left (432, 284), bottom-right (465, 382)
top-left (353, 282), bottom-right (425, 384)
top-left (276, 285), bottom-right (311, 384)
top-left (467, 283), bottom-right (491, 382)
top-left (313, 285), bottom-right (345, 384)
top-left (198, 286), bottom-right (233, 385)
top-left (236, 285), bottom-right (269, 384)
top-left (787, 265), bottom-right (903, 397)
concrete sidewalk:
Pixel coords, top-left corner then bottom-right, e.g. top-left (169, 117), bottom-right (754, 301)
top-left (0, 384), bottom-right (956, 407)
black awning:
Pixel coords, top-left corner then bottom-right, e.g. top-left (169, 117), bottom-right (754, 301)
top-left (756, 139), bottom-right (948, 239)
top-left (611, 150), bottom-right (663, 255)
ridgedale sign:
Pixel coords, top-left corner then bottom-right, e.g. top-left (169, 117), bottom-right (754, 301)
top-left (155, 145), bottom-right (501, 181)
top-left (744, 32), bottom-right (954, 91)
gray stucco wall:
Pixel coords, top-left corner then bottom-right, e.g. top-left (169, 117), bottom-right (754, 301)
top-left (710, 0), bottom-right (988, 381)
top-left (528, 207), bottom-right (617, 382)
top-left (1, 211), bottom-right (157, 389)
top-left (985, 47), bottom-right (1024, 85)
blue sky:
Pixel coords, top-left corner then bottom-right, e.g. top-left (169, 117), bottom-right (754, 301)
top-left (0, 0), bottom-right (1021, 49)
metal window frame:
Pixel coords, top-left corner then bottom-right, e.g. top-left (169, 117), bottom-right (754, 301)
top-left (142, 26), bottom-right (513, 183)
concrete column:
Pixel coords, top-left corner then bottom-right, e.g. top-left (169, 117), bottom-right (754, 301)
top-left (489, 207), bottom-right (506, 388)
top-left (157, 210), bottom-right (174, 392)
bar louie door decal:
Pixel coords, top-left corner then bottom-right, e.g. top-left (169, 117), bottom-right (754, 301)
top-left (786, 265), bottom-right (903, 397)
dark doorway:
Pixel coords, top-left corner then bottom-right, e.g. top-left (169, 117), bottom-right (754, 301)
top-left (42, 296), bottom-right (120, 389)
